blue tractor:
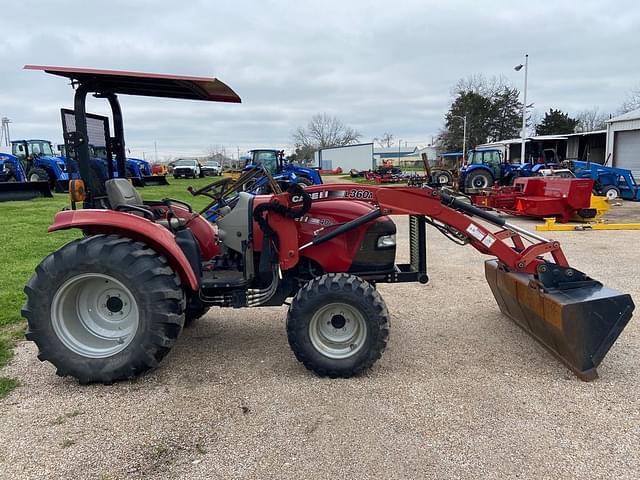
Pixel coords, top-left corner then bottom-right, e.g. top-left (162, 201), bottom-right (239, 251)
top-left (11, 139), bottom-right (72, 192)
top-left (244, 149), bottom-right (322, 186)
top-left (458, 147), bottom-right (557, 194)
top-left (124, 156), bottom-right (169, 186)
top-left (0, 152), bottom-right (53, 201)
top-left (567, 160), bottom-right (640, 201)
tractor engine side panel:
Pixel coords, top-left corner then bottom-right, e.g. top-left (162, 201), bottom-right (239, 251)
top-left (252, 198), bottom-right (396, 273)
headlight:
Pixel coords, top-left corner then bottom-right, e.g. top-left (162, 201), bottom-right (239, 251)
top-left (376, 234), bottom-right (396, 249)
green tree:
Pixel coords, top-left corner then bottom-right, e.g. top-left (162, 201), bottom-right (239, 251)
top-left (488, 86), bottom-right (522, 141)
top-left (292, 145), bottom-right (316, 165)
top-left (442, 76), bottom-right (523, 151)
top-left (535, 109), bottom-right (578, 135)
top-left (443, 91), bottom-right (492, 151)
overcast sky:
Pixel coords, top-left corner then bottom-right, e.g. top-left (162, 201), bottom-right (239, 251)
top-left (1, 0), bottom-right (639, 159)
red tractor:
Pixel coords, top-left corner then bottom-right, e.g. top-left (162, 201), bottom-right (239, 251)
top-left (22, 65), bottom-right (634, 384)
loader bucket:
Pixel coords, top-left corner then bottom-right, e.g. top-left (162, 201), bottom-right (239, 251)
top-left (54, 179), bottom-right (70, 193)
top-left (485, 259), bottom-right (634, 381)
top-left (142, 175), bottom-right (170, 186)
top-left (0, 181), bottom-right (53, 202)
top-left (130, 177), bottom-right (145, 188)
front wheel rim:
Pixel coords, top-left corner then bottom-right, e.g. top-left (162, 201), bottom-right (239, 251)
top-left (606, 189), bottom-right (618, 200)
top-left (51, 273), bottom-right (140, 358)
top-left (30, 174), bottom-right (40, 182)
top-left (309, 302), bottom-right (367, 359)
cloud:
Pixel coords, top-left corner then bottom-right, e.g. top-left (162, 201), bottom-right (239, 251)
top-left (1, 0), bottom-right (639, 158)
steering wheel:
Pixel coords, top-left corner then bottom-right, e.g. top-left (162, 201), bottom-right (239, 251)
top-left (187, 177), bottom-right (234, 200)
top-left (189, 166), bottom-right (280, 218)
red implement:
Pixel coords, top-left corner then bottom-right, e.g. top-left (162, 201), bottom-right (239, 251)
top-left (471, 177), bottom-right (595, 223)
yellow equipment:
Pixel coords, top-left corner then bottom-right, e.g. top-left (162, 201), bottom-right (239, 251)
top-left (571, 195), bottom-right (609, 222)
top-left (537, 217), bottom-right (640, 231)
top-left (223, 169), bottom-right (242, 181)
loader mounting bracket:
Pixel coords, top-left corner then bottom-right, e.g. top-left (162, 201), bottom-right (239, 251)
top-left (536, 262), bottom-right (602, 291)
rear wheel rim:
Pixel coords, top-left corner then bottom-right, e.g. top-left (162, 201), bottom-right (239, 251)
top-left (51, 273), bottom-right (140, 358)
top-left (472, 175), bottom-right (489, 189)
top-left (309, 302), bottom-right (367, 359)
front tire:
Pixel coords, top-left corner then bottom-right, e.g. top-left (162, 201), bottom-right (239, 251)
top-left (602, 185), bottom-right (620, 200)
top-left (22, 235), bottom-right (186, 383)
top-left (287, 273), bottom-right (389, 378)
top-left (297, 176), bottom-right (314, 186)
top-left (27, 167), bottom-right (50, 184)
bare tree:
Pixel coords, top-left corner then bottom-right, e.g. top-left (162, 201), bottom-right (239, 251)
top-left (373, 132), bottom-right (394, 148)
top-left (453, 74), bottom-right (511, 99)
top-left (575, 107), bottom-right (608, 132)
top-left (620, 85), bottom-right (640, 114)
top-left (293, 113), bottom-right (361, 150)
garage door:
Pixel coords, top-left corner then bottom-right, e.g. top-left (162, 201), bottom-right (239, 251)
top-left (614, 129), bottom-right (640, 177)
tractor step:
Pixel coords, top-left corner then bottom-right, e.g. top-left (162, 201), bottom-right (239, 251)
top-left (201, 269), bottom-right (247, 289)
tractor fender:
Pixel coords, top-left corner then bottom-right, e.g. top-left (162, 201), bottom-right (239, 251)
top-left (465, 164), bottom-right (494, 176)
top-left (292, 165), bottom-right (322, 184)
top-left (48, 209), bottom-right (200, 291)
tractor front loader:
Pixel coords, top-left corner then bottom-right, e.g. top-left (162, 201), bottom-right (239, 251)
top-left (21, 65), bottom-right (634, 384)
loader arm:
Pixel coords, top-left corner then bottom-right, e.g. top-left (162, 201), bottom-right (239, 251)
top-left (272, 183), bottom-right (569, 276)
top-left (267, 183), bottom-right (634, 381)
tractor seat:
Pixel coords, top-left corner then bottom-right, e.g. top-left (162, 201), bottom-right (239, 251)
top-left (105, 178), bottom-right (186, 229)
top-left (105, 178), bottom-right (144, 209)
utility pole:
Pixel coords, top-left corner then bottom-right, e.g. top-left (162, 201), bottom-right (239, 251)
top-left (514, 54), bottom-right (529, 163)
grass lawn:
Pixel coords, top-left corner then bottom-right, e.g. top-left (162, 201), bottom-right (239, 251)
top-left (338, 175), bottom-right (377, 185)
top-left (0, 176), bottom-right (220, 397)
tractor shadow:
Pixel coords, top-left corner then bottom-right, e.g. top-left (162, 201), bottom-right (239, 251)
top-left (159, 307), bottom-right (301, 382)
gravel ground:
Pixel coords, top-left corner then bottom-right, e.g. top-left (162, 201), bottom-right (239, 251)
top-left (1, 198), bottom-right (639, 480)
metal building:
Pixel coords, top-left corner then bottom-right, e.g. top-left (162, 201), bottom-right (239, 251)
top-left (565, 130), bottom-right (606, 163)
top-left (315, 143), bottom-right (374, 171)
top-left (606, 108), bottom-right (640, 177)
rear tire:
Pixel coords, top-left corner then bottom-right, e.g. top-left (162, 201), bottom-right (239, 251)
top-left (287, 273), bottom-right (389, 378)
top-left (432, 169), bottom-right (453, 186)
top-left (465, 170), bottom-right (492, 191)
top-left (22, 235), bottom-right (186, 383)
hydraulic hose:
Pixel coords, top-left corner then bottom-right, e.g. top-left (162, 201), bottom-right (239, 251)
top-left (440, 191), bottom-right (550, 243)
